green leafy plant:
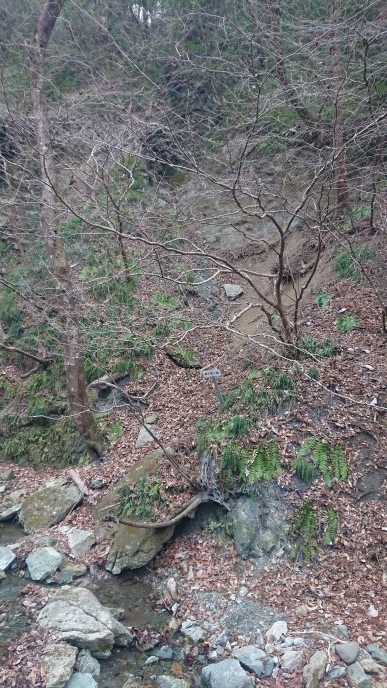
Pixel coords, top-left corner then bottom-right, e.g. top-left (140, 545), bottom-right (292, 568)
top-left (298, 335), bottom-right (339, 359)
top-left (293, 438), bottom-right (348, 486)
top-left (336, 313), bottom-right (359, 332)
top-left (307, 367), bottom-right (319, 380)
top-left (152, 292), bottom-right (180, 309)
top-left (119, 477), bottom-right (167, 521)
top-left (334, 246), bottom-right (375, 282)
top-left (291, 502), bottom-right (339, 560)
top-left (223, 415), bottom-right (248, 438)
top-left (314, 290), bottom-right (331, 308)
top-left (220, 439), bottom-right (282, 487)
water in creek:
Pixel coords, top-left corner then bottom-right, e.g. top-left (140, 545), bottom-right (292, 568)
top-left (0, 521), bottom-right (184, 686)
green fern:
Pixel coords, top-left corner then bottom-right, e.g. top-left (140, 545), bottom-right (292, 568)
top-left (331, 445), bottom-right (348, 481)
top-left (322, 506), bottom-right (339, 546)
top-left (294, 456), bottom-right (315, 484)
top-left (291, 501), bottom-right (319, 560)
top-left (220, 443), bottom-right (250, 484)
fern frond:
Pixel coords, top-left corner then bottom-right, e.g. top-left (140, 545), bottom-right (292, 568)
top-left (331, 445), bottom-right (348, 481)
top-left (294, 456), bottom-right (315, 484)
top-left (322, 506), bottom-right (339, 545)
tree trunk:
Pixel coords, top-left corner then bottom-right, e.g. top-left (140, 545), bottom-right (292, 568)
top-left (30, 0), bottom-right (101, 455)
top-left (331, 5), bottom-right (350, 215)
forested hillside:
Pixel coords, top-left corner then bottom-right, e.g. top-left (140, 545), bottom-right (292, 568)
top-left (1, 2), bottom-right (387, 687)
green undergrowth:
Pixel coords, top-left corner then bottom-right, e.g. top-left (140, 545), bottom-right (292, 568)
top-left (290, 501), bottom-right (339, 560)
top-left (119, 477), bottom-right (168, 521)
top-left (293, 437), bottom-right (348, 486)
top-left (221, 366), bottom-right (296, 416)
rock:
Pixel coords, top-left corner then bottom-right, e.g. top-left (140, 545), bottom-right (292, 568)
top-left (365, 644), bottom-right (387, 666)
top-left (145, 656), bottom-right (159, 665)
top-left (0, 568), bottom-right (6, 580)
top-left (262, 656), bottom-right (275, 677)
top-left (281, 650), bottom-right (303, 672)
top-left (331, 623), bottom-right (349, 639)
top-left (42, 643), bottom-right (77, 688)
top-left (230, 489), bottom-right (288, 563)
top-left (95, 446), bottom-right (177, 572)
top-left (202, 659), bottom-right (254, 688)
top-left (346, 662), bottom-right (372, 688)
top-left (26, 547), bottom-right (62, 581)
top-left (19, 480), bottom-right (82, 533)
top-left (232, 645), bottom-right (266, 677)
top-left (0, 545), bottom-right (16, 571)
top-left (106, 607), bottom-right (125, 620)
top-left (121, 677), bottom-right (140, 688)
top-left (74, 649), bottom-right (100, 678)
top-left (266, 620), bottom-right (288, 641)
top-left (223, 284), bottom-right (244, 300)
top-left (156, 677), bottom-right (190, 688)
top-left (302, 650), bottom-right (328, 688)
top-left (89, 478), bottom-right (104, 490)
top-left (64, 673), bottom-right (98, 688)
top-left (0, 469), bottom-right (14, 480)
top-left (335, 641), bottom-right (360, 665)
top-left (60, 562), bottom-right (88, 578)
top-left (326, 666), bottom-right (347, 680)
top-left (37, 585), bottom-right (133, 659)
top-left (154, 646), bottom-right (174, 660)
top-left (67, 530), bottom-right (96, 558)
top-left (0, 502), bottom-right (21, 521)
top-left (135, 424), bottom-right (162, 448)
top-left (181, 619), bottom-right (207, 643)
top-left (164, 345), bottom-right (201, 370)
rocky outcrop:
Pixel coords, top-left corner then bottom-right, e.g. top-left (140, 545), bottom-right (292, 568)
top-left (37, 586), bottom-right (133, 659)
top-left (95, 446), bottom-right (176, 573)
top-left (229, 485), bottom-right (289, 564)
top-left (19, 479), bottom-right (82, 534)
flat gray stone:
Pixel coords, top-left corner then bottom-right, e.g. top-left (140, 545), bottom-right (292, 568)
top-left (0, 502), bottom-right (21, 521)
top-left (202, 659), bottom-right (254, 688)
top-left (154, 646), bottom-right (174, 660)
top-left (335, 641), bottom-right (360, 665)
top-left (347, 662), bottom-right (372, 688)
top-left (74, 649), bottom-right (100, 678)
top-left (326, 666), bottom-right (347, 680)
top-left (223, 284), bottom-right (244, 300)
top-left (0, 545), bottom-right (16, 571)
top-left (19, 480), bottom-right (82, 534)
top-left (26, 547), bottom-right (62, 581)
top-left (366, 644), bottom-right (387, 667)
top-left (281, 650), bottom-right (303, 672)
top-left (135, 424), bottom-right (161, 448)
top-left (42, 643), bottom-right (77, 688)
top-left (303, 651), bottom-right (328, 688)
top-left (181, 619), bottom-right (207, 643)
top-left (266, 620), bottom-right (287, 641)
top-left (156, 677), bottom-right (190, 688)
top-left (67, 530), bottom-right (95, 558)
top-left (64, 673), bottom-right (97, 688)
top-left (232, 645), bottom-right (266, 677)
top-left (0, 469), bottom-right (14, 480)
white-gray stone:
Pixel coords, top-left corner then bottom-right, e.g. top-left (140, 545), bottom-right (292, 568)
top-left (366, 644), bottom-right (387, 667)
top-left (303, 651), bottom-right (328, 688)
top-left (64, 673), bottom-right (98, 688)
top-left (156, 677), bottom-right (190, 688)
top-left (26, 547), bottom-right (62, 581)
top-left (145, 656), bottom-right (159, 665)
top-left (0, 502), bottom-right (21, 521)
top-left (223, 284), bottom-right (244, 300)
top-left (346, 662), bottom-right (372, 688)
top-left (42, 643), bottom-right (77, 688)
top-left (135, 424), bottom-right (162, 448)
top-left (232, 645), bottom-right (266, 677)
top-left (37, 585), bottom-right (133, 659)
top-left (19, 480), bottom-right (82, 534)
top-left (281, 650), bottom-right (303, 672)
top-left (74, 649), bottom-right (100, 679)
top-left (67, 530), bottom-right (96, 558)
top-left (180, 619), bottom-right (207, 643)
top-left (326, 666), bottom-right (347, 680)
top-left (202, 659), bottom-right (254, 688)
top-left (0, 545), bottom-right (16, 571)
top-left (265, 620), bottom-right (287, 641)
top-left (335, 641), bottom-right (360, 665)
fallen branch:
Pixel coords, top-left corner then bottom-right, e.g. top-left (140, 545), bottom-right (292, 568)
top-left (104, 492), bottom-right (210, 529)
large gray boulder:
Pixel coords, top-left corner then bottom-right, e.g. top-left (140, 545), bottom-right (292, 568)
top-left (229, 485), bottom-right (289, 563)
top-left (202, 659), bottom-right (254, 688)
top-left (37, 585), bottom-right (133, 659)
top-left (19, 479), bottom-right (82, 534)
top-left (95, 447), bottom-right (176, 573)
top-left (0, 545), bottom-right (16, 571)
top-left (232, 646), bottom-right (266, 677)
top-left (42, 643), bottom-right (77, 688)
top-left (303, 650), bottom-right (328, 688)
